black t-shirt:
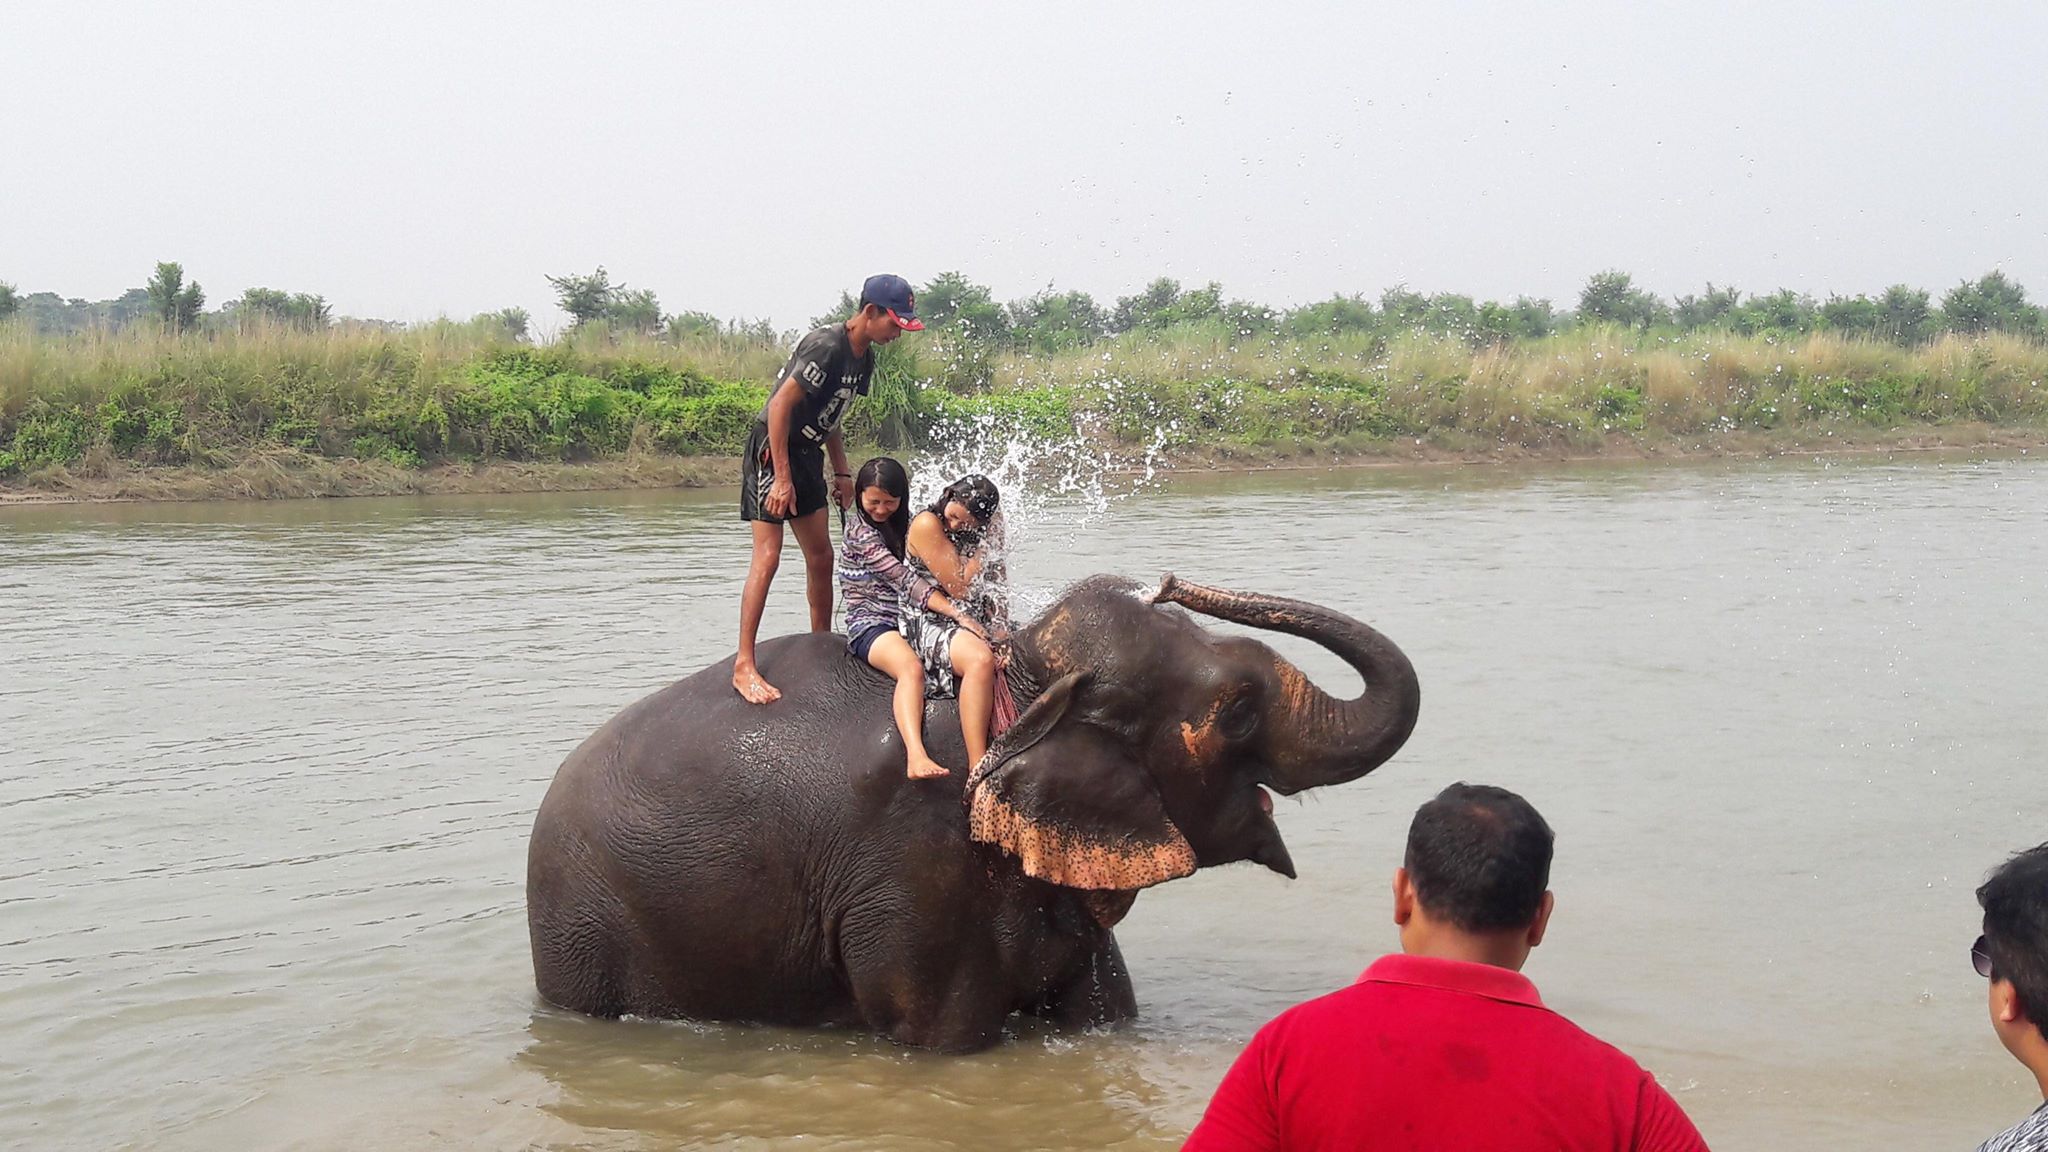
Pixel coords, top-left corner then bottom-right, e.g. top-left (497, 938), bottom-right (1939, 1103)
top-left (753, 323), bottom-right (873, 451)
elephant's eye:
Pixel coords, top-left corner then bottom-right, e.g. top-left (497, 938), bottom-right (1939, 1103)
top-left (1217, 695), bottom-right (1259, 741)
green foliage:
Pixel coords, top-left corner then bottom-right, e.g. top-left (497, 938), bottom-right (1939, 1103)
top-left (1281, 294), bottom-right (1378, 339)
top-left (234, 288), bottom-right (332, 331)
top-left (1577, 271), bottom-right (1669, 331)
top-left (918, 271), bottom-right (1012, 346)
top-left (1110, 278), bottom-right (1225, 333)
top-left (607, 288), bottom-right (662, 334)
top-left (809, 289), bottom-right (860, 330)
top-left (1675, 285), bottom-right (1742, 329)
top-left (1728, 289), bottom-right (1817, 336)
top-left (145, 262), bottom-right (205, 333)
top-left (1007, 288), bottom-right (1107, 354)
top-left (0, 281), bottom-right (17, 320)
top-left (840, 342), bottom-right (934, 450)
top-left (475, 308), bottom-right (531, 342)
top-left (1942, 271), bottom-right (2043, 336)
top-left (1877, 286), bottom-right (1936, 344)
top-left (5, 266), bottom-right (2048, 485)
top-left (546, 267), bottom-right (617, 328)
top-left (1476, 298), bottom-right (1558, 344)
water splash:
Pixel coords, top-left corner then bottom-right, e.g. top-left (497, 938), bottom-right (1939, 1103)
top-left (906, 400), bottom-right (1170, 621)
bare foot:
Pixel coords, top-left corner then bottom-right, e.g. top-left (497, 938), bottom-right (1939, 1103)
top-left (733, 663), bottom-right (781, 704)
top-left (905, 753), bottom-right (954, 780)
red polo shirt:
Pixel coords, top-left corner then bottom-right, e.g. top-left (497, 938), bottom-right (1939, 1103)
top-left (1183, 954), bottom-right (1708, 1152)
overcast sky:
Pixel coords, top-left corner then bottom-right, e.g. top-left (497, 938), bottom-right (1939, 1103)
top-left (6, 1), bottom-right (2044, 333)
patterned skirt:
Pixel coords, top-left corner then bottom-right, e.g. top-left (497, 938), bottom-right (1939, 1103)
top-left (899, 605), bottom-right (963, 699)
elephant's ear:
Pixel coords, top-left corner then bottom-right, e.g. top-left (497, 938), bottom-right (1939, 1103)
top-left (965, 672), bottom-right (1197, 891)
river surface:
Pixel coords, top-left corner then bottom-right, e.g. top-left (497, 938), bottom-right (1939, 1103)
top-left (4, 453), bottom-right (2046, 1150)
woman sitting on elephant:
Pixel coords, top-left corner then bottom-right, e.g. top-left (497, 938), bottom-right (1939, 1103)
top-left (901, 474), bottom-right (1008, 768)
top-left (838, 458), bottom-right (991, 781)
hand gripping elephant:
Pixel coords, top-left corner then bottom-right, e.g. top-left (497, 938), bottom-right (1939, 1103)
top-left (526, 573), bottom-right (1419, 1052)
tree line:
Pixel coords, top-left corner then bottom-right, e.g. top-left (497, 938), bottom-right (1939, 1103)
top-left (5, 262), bottom-right (2043, 350)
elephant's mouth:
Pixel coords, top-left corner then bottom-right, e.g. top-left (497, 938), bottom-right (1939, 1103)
top-left (1240, 783), bottom-right (1297, 880)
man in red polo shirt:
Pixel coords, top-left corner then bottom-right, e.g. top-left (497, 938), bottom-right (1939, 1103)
top-left (1184, 783), bottom-right (1708, 1152)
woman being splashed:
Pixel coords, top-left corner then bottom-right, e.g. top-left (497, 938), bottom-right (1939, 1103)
top-left (902, 474), bottom-right (1008, 771)
top-left (838, 458), bottom-right (990, 780)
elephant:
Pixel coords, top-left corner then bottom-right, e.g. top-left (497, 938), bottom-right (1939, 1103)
top-left (526, 573), bottom-right (1419, 1052)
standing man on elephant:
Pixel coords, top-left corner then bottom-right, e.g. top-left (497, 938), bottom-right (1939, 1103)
top-left (734, 274), bottom-right (923, 704)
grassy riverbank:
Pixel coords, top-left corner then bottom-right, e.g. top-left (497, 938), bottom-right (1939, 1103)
top-left (4, 321), bottom-right (2045, 502)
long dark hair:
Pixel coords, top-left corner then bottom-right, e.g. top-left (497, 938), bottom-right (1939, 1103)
top-left (854, 456), bottom-right (912, 559)
top-left (927, 474), bottom-right (1001, 543)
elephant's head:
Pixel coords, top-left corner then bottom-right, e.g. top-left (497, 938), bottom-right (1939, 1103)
top-left (966, 573), bottom-right (1420, 895)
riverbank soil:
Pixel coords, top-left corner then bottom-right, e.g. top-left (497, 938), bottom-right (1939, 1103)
top-left (1, 423), bottom-right (2040, 506)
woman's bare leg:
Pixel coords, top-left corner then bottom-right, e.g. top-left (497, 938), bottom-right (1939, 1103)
top-left (952, 631), bottom-right (997, 771)
top-left (868, 633), bottom-right (950, 779)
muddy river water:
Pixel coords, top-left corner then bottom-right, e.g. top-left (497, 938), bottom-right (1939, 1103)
top-left (4, 453), bottom-right (2045, 1149)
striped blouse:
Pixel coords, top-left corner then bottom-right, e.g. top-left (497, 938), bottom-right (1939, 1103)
top-left (837, 515), bottom-right (939, 636)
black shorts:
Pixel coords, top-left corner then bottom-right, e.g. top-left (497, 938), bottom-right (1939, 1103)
top-left (739, 423), bottom-right (828, 523)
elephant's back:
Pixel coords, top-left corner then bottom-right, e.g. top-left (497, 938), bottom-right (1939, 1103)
top-left (526, 632), bottom-right (939, 1020)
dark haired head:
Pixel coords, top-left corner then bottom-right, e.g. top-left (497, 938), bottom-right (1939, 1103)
top-left (1403, 783), bottom-right (1554, 933)
top-left (854, 456), bottom-right (912, 559)
top-left (928, 475), bottom-right (1001, 532)
top-left (1979, 842), bottom-right (2048, 1041)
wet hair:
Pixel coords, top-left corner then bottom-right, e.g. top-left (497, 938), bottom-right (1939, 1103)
top-left (854, 456), bottom-right (911, 559)
top-left (1403, 783), bottom-right (1554, 933)
top-left (1979, 842), bottom-right (2048, 1040)
top-left (927, 474), bottom-right (1001, 534)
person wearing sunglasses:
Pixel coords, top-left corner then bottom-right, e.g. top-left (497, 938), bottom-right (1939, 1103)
top-left (1184, 783), bottom-right (1708, 1152)
top-left (1973, 843), bottom-right (2048, 1152)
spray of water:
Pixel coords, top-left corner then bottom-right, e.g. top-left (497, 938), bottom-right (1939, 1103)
top-left (904, 401), bottom-right (1172, 621)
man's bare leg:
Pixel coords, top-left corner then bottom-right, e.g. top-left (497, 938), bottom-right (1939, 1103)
top-left (789, 508), bottom-right (835, 633)
top-left (734, 519), bottom-right (785, 703)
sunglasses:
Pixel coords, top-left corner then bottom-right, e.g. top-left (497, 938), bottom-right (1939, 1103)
top-left (1972, 934), bottom-right (1995, 979)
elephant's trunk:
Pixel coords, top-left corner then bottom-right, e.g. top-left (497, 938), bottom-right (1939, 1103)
top-left (1149, 573), bottom-right (1419, 796)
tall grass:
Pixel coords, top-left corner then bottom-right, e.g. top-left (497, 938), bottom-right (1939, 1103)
top-left (3, 319), bottom-right (2045, 481)
top-left (987, 323), bottom-right (2048, 450)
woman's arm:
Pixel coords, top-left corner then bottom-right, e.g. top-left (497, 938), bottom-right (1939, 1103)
top-left (907, 513), bottom-right (974, 599)
top-left (847, 521), bottom-right (940, 610)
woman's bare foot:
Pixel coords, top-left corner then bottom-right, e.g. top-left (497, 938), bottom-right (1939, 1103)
top-left (905, 753), bottom-right (953, 780)
top-left (733, 662), bottom-right (781, 704)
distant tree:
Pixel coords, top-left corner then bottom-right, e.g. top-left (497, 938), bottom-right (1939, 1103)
top-left (1576, 271), bottom-right (1669, 331)
top-left (918, 272), bottom-right (1011, 345)
top-left (1109, 277), bottom-right (1227, 333)
top-left (1817, 294), bottom-right (1883, 337)
top-left (475, 307), bottom-right (530, 342)
top-left (605, 287), bottom-right (662, 334)
top-left (0, 281), bottom-right (17, 320)
top-left (234, 287), bottom-right (332, 330)
top-left (1006, 288), bottom-right (1107, 354)
top-left (106, 287), bottom-right (154, 329)
top-left (1281, 294), bottom-right (1377, 339)
top-left (1876, 285), bottom-right (1935, 344)
top-left (1377, 286), bottom-right (1431, 329)
top-left (1475, 297), bottom-right (1557, 344)
top-left (1674, 284), bottom-right (1742, 330)
top-left (546, 267), bottom-right (617, 329)
top-left (145, 262), bottom-right (205, 332)
top-left (1110, 277), bottom-right (1186, 333)
top-left (1222, 298), bottom-right (1277, 337)
top-left (1941, 271), bottom-right (2041, 336)
top-left (1420, 293), bottom-right (1479, 340)
top-left (1728, 289), bottom-right (1816, 336)
top-left (809, 290), bottom-right (861, 330)
top-left (665, 310), bottom-right (725, 341)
